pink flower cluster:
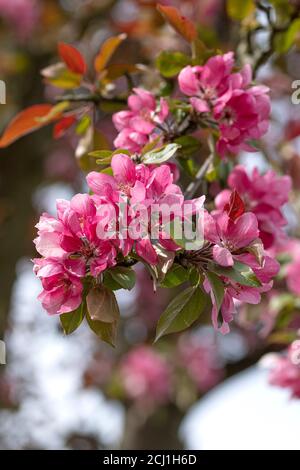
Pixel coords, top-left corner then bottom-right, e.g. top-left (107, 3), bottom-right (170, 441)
top-left (33, 153), bottom-right (202, 315)
top-left (204, 191), bottom-right (279, 334)
top-left (113, 88), bottom-right (169, 153)
top-left (120, 346), bottom-right (172, 405)
top-left (33, 193), bottom-right (117, 315)
top-left (269, 340), bottom-right (300, 398)
top-left (215, 166), bottom-right (291, 250)
top-left (178, 53), bottom-right (270, 156)
top-left (87, 153), bottom-right (203, 263)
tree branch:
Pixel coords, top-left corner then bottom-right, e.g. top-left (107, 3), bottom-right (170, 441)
top-left (184, 153), bottom-right (214, 199)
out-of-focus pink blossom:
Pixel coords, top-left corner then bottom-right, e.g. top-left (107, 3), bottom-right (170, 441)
top-left (286, 239), bottom-right (300, 296)
top-left (113, 88), bottom-right (169, 153)
top-left (0, 0), bottom-right (40, 41)
top-left (215, 166), bottom-right (291, 250)
top-left (33, 258), bottom-right (83, 315)
top-left (120, 346), bottom-right (172, 404)
top-left (269, 341), bottom-right (300, 398)
top-left (179, 336), bottom-right (223, 392)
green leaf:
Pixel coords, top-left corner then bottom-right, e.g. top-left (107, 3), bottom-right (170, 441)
top-left (177, 156), bottom-right (198, 177)
top-left (160, 263), bottom-right (188, 288)
top-left (206, 271), bottom-right (224, 312)
top-left (76, 115), bottom-right (91, 135)
top-left (77, 130), bottom-right (111, 171)
top-left (108, 266), bottom-right (136, 290)
top-left (274, 18), bottom-right (300, 53)
top-left (155, 287), bottom-right (207, 341)
top-left (88, 149), bottom-right (113, 161)
top-left (269, 293), bottom-right (296, 315)
top-left (191, 38), bottom-right (210, 63)
top-left (142, 143), bottom-right (180, 164)
top-left (156, 51), bottom-right (190, 78)
top-left (103, 272), bottom-right (123, 291)
top-left (205, 163), bottom-right (218, 182)
top-left (60, 303), bottom-right (85, 335)
top-left (209, 261), bottom-right (262, 287)
top-left (268, 330), bottom-right (299, 346)
top-left (165, 218), bottom-right (203, 251)
top-left (227, 0), bottom-right (255, 21)
top-left (86, 314), bottom-right (118, 347)
top-left (101, 166), bottom-right (113, 175)
top-left (141, 136), bottom-right (162, 156)
top-left (112, 148), bottom-right (131, 156)
top-left (175, 135), bottom-right (201, 157)
top-left (189, 266), bottom-right (201, 287)
top-left (99, 100), bottom-right (126, 113)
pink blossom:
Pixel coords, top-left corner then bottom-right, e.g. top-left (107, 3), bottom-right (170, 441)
top-left (120, 346), bottom-right (172, 404)
top-left (269, 341), bottom-right (300, 398)
top-left (178, 54), bottom-right (270, 156)
top-left (34, 193), bottom-right (117, 278)
top-left (113, 88), bottom-right (169, 153)
top-left (204, 191), bottom-right (279, 333)
top-left (205, 252), bottom-right (279, 334)
top-left (286, 239), bottom-right (300, 296)
top-left (0, 0), bottom-right (40, 41)
top-left (215, 166), bottom-right (291, 249)
top-left (179, 336), bottom-right (223, 392)
top-left (87, 153), bottom-right (203, 264)
top-left (33, 258), bottom-right (83, 315)
top-left (216, 86), bottom-right (270, 156)
top-left (178, 52), bottom-right (234, 113)
top-left (205, 210), bottom-right (259, 267)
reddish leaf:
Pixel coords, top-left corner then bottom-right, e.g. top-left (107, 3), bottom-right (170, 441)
top-left (285, 120), bottom-right (300, 141)
top-left (94, 34), bottom-right (127, 73)
top-left (86, 286), bottom-right (120, 323)
top-left (53, 116), bottom-right (76, 139)
top-left (224, 190), bottom-right (245, 221)
top-left (157, 4), bottom-right (197, 43)
top-left (0, 104), bottom-right (56, 148)
top-left (58, 43), bottom-right (86, 75)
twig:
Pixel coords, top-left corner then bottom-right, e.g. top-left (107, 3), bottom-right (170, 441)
top-left (55, 93), bottom-right (127, 105)
top-left (184, 153), bottom-right (214, 199)
top-left (253, 5), bottom-right (299, 77)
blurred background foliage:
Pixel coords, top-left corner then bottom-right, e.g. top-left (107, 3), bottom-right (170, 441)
top-left (1, 0), bottom-right (300, 449)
